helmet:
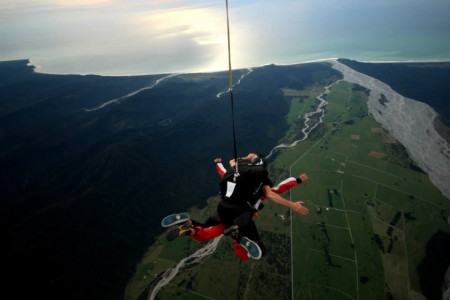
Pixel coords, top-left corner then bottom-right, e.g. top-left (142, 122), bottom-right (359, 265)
top-left (250, 154), bottom-right (266, 166)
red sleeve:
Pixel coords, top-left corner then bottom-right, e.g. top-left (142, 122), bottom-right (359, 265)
top-left (215, 162), bottom-right (227, 179)
top-left (271, 177), bottom-right (298, 194)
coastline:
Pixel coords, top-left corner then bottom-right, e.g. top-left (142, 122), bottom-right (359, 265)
top-left (3, 57), bottom-right (450, 77)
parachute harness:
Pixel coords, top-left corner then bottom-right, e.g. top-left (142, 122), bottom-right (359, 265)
top-left (225, 0), bottom-right (239, 182)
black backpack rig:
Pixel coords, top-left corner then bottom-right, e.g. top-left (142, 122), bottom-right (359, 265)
top-left (219, 155), bottom-right (270, 210)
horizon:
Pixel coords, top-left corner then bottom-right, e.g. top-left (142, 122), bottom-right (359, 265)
top-left (10, 57), bottom-right (449, 77)
top-left (1, 0), bottom-right (450, 76)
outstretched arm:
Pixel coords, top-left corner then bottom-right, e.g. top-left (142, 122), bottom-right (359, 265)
top-left (272, 173), bottom-right (309, 194)
top-left (262, 185), bottom-right (309, 216)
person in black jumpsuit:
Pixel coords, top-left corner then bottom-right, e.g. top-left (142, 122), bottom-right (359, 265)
top-left (216, 153), bottom-right (309, 256)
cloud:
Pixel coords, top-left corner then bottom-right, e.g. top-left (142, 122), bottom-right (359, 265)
top-left (1, 0), bottom-right (449, 75)
top-left (0, 0), bottom-right (114, 9)
top-left (0, 3), bottom-right (231, 75)
top-left (58, 0), bottom-right (113, 6)
top-left (131, 7), bottom-right (224, 39)
top-left (121, 6), bottom-right (228, 71)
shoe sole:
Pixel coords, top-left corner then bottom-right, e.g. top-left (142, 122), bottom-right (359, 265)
top-left (239, 237), bottom-right (262, 259)
top-left (161, 212), bottom-right (190, 227)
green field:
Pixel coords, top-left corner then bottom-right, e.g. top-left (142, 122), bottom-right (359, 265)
top-left (125, 81), bottom-right (450, 300)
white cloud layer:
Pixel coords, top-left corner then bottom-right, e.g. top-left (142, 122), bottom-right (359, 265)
top-left (1, 0), bottom-right (449, 75)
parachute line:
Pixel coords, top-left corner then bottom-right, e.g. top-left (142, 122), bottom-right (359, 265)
top-left (225, 0), bottom-right (239, 175)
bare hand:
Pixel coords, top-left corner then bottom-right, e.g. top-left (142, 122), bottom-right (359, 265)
top-left (214, 158), bottom-right (222, 163)
top-left (298, 173), bottom-right (309, 182)
top-left (241, 153), bottom-right (257, 160)
top-left (291, 201), bottom-right (309, 216)
top-left (229, 159), bottom-right (236, 167)
top-left (230, 153), bottom-right (257, 167)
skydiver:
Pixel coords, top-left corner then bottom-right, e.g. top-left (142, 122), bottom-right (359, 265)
top-left (163, 153), bottom-right (309, 260)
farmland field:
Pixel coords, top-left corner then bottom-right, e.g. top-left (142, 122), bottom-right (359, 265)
top-left (126, 81), bottom-right (450, 300)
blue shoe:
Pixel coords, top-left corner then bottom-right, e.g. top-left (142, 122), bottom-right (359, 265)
top-left (239, 237), bottom-right (262, 259)
top-left (161, 212), bottom-right (190, 227)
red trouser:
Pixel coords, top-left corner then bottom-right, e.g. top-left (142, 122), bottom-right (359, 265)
top-left (190, 223), bottom-right (250, 261)
top-left (191, 224), bottom-right (225, 242)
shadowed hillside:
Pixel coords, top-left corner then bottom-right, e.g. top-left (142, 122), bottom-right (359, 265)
top-left (0, 59), bottom-right (340, 300)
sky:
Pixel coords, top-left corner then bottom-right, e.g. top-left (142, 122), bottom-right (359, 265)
top-left (1, 0), bottom-right (450, 75)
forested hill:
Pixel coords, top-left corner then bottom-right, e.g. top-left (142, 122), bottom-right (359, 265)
top-left (0, 59), bottom-right (341, 300)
